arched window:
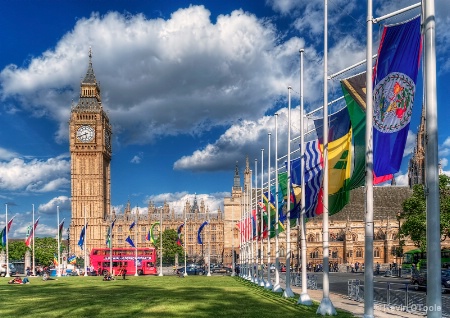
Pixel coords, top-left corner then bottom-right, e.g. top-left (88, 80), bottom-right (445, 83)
top-left (331, 249), bottom-right (338, 259)
top-left (280, 247), bottom-right (285, 257)
top-left (356, 248), bottom-right (363, 258)
top-left (352, 234), bottom-right (357, 242)
top-left (374, 247), bottom-right (380, 258)
top-left (307, 234), bottom-right (315, 243)
top-left (316, 233), bottom-right (321, 242)
top-left (310, 249), bottom-right (319, 259)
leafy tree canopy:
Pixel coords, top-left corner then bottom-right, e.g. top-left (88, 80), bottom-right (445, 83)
top-left (154, 229), bottom-right (184, 265)
top-left (400, 174), bottom-right (450, 250)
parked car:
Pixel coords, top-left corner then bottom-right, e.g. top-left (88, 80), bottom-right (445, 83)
top-left (410, 269), bottom-right (450, 293)
top-left (0, 263), bottom-right (17, 277)
top-left (211, 266), bottom-right (232, 274)
top-left (177, 266), bottom-right (205, 275)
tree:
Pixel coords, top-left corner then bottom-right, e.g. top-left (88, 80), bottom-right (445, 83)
top-left (4, 241), bottom-right (28, 261)
top-left (154, 229), bottom-right (184, 265)
top-left (34, 237), bottom-right (62, 266)
top-left (400, 174), bottom-right (450, 250)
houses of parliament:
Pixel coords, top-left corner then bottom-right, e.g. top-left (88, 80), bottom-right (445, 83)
top-left (69, 52), bottom-right (445, 268)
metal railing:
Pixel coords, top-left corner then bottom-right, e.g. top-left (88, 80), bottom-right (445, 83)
top-left (347, 279), bottom-right (450, 317)
top-left (291, 274), bottom-right (318, 290)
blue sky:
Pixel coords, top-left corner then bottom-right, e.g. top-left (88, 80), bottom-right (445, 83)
top-left (1, 0), bottom-right (449, 239)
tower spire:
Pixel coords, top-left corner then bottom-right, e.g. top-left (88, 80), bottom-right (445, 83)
top-left (233, 161), bottom-right (240, 190)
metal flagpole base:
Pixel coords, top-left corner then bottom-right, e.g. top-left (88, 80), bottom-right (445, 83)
top-left (158, 272), bottom-right (163, 276)
top-left (207, 272), bottom-right (211, 277)
top-left (282, 286), bottom-right (295, 298)
top-left (272, 283), bottom-right (283, 293)
top-left (297, 292), bottom-right (312, 306)
top-left (259, 277), bottom-right (266, 287)
top-left (184, 273), bottom-right (188, 277)
top-left (264, 280), bottom-right (273, 290)
top-left (316, 297), bottom-right (337, 315)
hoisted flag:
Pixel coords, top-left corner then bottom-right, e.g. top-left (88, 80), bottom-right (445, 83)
top-left (106, 219), bottom-right (116, 248)
top-left (125, 235), bottom-right (135, 248)
top-left (129, 221), bottom-right (135, 232)
top-left (314, 106), bottom-right (352, 216)
top-left (289, 140), bottom-right (323, 218)
top-left (68, 255), bottom-right (77, 265)
top-left (53, 254), bottom-right (58, 267)
top-left (78, 223), bottom-right (88, 250)
top-left (58, 220), bottom-right (64, 242)
top-left (1, 217), bottom-right (14, 248)
top-left (25, 217), bottom-right (40, 247)
top-left (197, 221), bottom-right (208, 244)
top-left (177, 223), bottom-right (184, 246)
top-left (341, 71), bottom-right (393, 186)
top-left (373, 15), bottom-right (422, 176)
top-left (149, 222), bottom-right (159, 244)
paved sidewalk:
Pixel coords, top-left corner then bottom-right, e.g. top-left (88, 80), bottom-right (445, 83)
top-left (271, 272), bottom-right (427, 317)
top-left (289, 286), bottom-right (425, 317)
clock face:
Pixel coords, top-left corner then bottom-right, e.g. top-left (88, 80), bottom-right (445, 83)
top-left (76, 125), bottom-right (95, 143)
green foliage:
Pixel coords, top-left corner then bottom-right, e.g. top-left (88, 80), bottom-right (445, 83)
top-left (5, 241), bottom-right (28, 261)
top-left (154, 229), bottom-right (184, 264)
top-left (34, 237), bottom-right (66, 266)
top-left (400, 174), bottom-right (450, 250)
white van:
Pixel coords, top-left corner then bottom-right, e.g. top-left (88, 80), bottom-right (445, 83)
top-left (0, 263), bottom-right (17, 276)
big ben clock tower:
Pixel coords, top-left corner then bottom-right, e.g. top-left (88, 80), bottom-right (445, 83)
top-left (69, 49), bottom-right (112, 255)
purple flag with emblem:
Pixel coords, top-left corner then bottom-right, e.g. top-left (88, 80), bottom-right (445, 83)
top-left (373, 16), bottom-right (422, 176)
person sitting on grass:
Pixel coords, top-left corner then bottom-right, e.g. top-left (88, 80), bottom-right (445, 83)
top-left (8, 276), bottom-right (22, 284)
top-left (103, 272), bottom-right (113, 281)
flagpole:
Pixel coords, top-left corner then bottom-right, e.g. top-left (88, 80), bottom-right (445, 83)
top-left (253, 158), bottom-right (258, 284)
top-left (259, 148), bottom-right (265, 287)
top-left (273, 113), bottom-right (283, 293)
top-left (207, 212), bottom-right (211, 277)
top-left (57, 206), bottom-right (61, 277)
top-left (5, 204), bottom-right (9, 278)
top-left (249, 164), bottom-right (254, 281)
top-left (159, 206), bottom-right (163, 276)
top-left (363, 1), bottom-right (374, 317)
top-left (423, 0), bottom-right (441, 316)
top-left (317, 0), bottom-right (336, 314)
top-left (184, 208), bottom-right (187, 276)
top-left (32, 204), bottom-right (35, 276)
top-left (265, 133), bottom-right (273, 289)
top-left (84, 206), bottom-right (88, 276)
top-left (298, 48), bottom-right (312, 305)
top-left (110, 219), bottom-right (113, 275)
top-left (134, 207), bottom-right (138, 276)
top-left (283, 86), bottom-right (294, 298)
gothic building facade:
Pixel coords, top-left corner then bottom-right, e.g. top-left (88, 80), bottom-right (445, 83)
top-left (70, 53), bottom-right (445, 269)
top-left (69, 53), bottom-right (224, 264)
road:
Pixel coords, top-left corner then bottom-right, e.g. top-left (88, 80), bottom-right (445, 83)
top-left (274, 270), bottom-right (450, 316)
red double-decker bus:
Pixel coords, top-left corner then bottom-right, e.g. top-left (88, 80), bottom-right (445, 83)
top-left (90, 247), bottom-right (158, 276)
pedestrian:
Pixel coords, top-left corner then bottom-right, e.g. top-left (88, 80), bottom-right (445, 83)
top-left (376, 262), bottom-right (380, 275)
top-left (121, 267), bottom-right (127, 280)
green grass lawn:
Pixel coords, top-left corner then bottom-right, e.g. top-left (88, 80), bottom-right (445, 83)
top-left (0, 275), bottom-right (354, 318)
